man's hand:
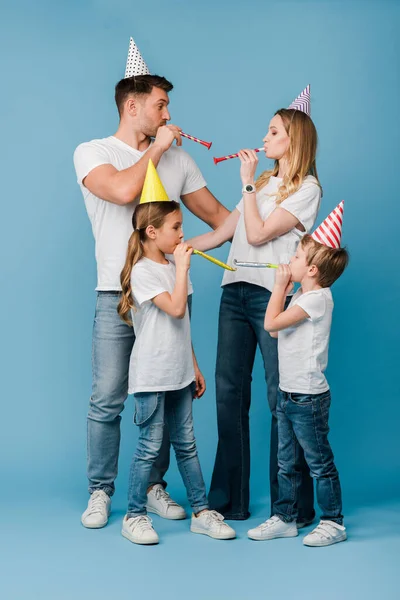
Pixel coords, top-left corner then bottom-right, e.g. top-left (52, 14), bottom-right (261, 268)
top-left (193, 367), bottom-right (206, 399)
top-left (153, 125), bottom-right (182, 152)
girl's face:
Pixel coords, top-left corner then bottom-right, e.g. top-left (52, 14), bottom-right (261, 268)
top-left (153, 209), bottom-right (184, 254)
top-left (263, 114), bottom-right (290, 160)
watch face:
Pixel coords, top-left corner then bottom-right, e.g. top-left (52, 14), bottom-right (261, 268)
top-left (246, 185), bottom-right (254, 192)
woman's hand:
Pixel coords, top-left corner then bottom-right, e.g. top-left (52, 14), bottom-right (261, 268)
top-left (239, 149), bottom-right (259, 186)
top-left (275, 264), bottom-right (294, 295)
top-left (193, 366), bottom-right (206, 399)
top-left (174, 243), bottom-right (193, 271)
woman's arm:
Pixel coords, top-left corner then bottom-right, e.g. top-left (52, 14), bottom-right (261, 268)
top-left (186, 209), bottom-right (240, 252)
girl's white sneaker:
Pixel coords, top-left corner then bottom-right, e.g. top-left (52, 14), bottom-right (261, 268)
top-left (190, 510), bottom-right (236, 540)
top-left (81, 490), bottom-right (111, 529)
top-left (303, 520), bottom-right (347, 547)
top-left (248, 515), bottom-right (298, 540)
top-left (122, 515), bottom-right (159, 545)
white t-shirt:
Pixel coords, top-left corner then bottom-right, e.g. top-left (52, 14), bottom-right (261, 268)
top-left (222, 176), bottom-right (321, 293)
top-left (128, 256), bottom-right (194, 394)
top-left (73, 136), bottom-right (206, 291)
top-left (278, 287), bottom-right (333, 394)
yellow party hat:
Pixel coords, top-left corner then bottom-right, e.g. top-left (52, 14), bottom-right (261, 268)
top-left (139, 159), bottom-right (170, 204)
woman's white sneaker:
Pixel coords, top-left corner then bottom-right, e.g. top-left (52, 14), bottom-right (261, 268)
top-left (146, 484), bottom-right (186, 520)
top-left (81, 490), bottom-right (111, 529)
top-left (303, 520), bottom-right (347, 547)
top-left (190, 510), bottom-right (236, 540)
top-left (122, 515), bottom-right (159, 545)
top-left (248, 515), bottom-right (298, 540)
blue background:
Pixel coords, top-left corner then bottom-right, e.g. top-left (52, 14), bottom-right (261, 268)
top-left (1, 1), bottom-right (399, 598)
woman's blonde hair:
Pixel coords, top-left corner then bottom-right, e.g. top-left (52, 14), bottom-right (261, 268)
top-left (255, 108), bottom-right (321, 204)
top-left (118, 200), bottom-right (181, 325)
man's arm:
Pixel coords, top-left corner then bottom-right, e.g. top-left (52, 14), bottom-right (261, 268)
top-left (181, 187), bottom-right (230, 230)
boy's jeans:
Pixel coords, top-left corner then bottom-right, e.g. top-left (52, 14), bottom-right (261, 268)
top-left (274, 388), bottom-right (343, 525)
top-left (127, 384), bottom-right (209, 516)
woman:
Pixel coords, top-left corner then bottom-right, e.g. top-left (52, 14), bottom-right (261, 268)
top-left (188, 107), bottom-right (321, 521)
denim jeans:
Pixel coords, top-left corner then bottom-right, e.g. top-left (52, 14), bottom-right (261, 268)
top-left (127, 385), bottom-right (209, 516)
top-left (87, 292), bottom-right (170, 496)
top-left (208, 282), bottom-right (314, 520)
top-left (274, 389), bottom-right (343, 525)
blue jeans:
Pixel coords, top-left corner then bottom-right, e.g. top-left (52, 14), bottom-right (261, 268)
top-left (127, 385), bottom-right (209, 516)
top-left (87, 292), bottom-right (170, 496)
top-left (274, 389), bottom-right (343, 525)
top-left (208, 282), bottom-right (314, 520)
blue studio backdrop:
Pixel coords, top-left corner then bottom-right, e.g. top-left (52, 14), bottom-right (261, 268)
top-left (1, 0), bottom-right (399, 541)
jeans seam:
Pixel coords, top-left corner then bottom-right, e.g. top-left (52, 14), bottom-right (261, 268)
top-left (312, 399), bottom-right (338, 517)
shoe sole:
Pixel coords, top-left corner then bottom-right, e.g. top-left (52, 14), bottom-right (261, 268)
top-left (303, 533), bottom-right (347, 547)
top-left (121, 529), bottom-right (159, 545)
top-left (81, 509), bottom-right (110, 529)
top-left (146, 506), bottom-right (186, 520)
top-left (190, 525), bottom-right (236, 540)
top-left (248, 529), bottom-right (298, 541)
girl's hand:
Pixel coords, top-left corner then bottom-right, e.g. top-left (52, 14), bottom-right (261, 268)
top-left (174, 243), bottom-right (193, 271)
top-left (239, 149), bottom-right (259, 186)
top-left (193, 367), bottom-right (206, 399)
top-left (275, 264), bottom-right (293, 295)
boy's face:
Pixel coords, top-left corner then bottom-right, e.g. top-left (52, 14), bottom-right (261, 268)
top-left (289, 243), bottom-right (313, 282)
top-left (153, 209), bottom-right (184, 254)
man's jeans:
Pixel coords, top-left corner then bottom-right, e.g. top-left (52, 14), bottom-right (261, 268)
top-left (208, 282), bottom-right (315, 520)
top-left (87, 292), bottom-right (170, 496)
top-left (127, 385), bottom-right (209, 516)
top-left (274, 389), bottom-right (343, 525)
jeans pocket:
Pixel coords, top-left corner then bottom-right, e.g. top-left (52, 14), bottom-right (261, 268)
top-left (289, 392), bottom-right (313, 405)
top-left (134, 392), bottom-right (160, 426)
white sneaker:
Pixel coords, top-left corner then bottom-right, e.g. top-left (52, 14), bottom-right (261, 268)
top-left (248, 515), bottom-right (298, 541)
top-left (121, 515), bottom-right (159, 545)
top-left (81, 490), bottom-right (111, 529)
top-left (146, 484), bottom-right (186, 520)
top-left (303, 520), bottom-right (347, 547)
top-left (190, 510), bottom-right (236, 540)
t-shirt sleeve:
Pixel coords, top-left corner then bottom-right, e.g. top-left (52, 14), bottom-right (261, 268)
top-left (73, 142), bottom-right (112, 185)
top-left (295, 292), bottom-right (327, 322)
top-left (131, 267), bottom-right (168, 307)
top-left (180, 151), bottom-right (207, 195)
top-left (279, 180), bottom-right (321, 232)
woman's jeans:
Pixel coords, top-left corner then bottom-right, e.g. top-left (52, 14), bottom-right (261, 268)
top-left (87, 292), bottom-right (170, 497)
top-left (208, 282), bottom-right (315, 521)
top-left (274, 389), bottom-right (343, 525)
top-left (127, 385), bottom-right (209, 516)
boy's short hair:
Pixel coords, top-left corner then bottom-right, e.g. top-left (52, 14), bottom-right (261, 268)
top-left (115, 74), bottom-right (173, 116)
top-left (300, 234), bottom-right (349, 288)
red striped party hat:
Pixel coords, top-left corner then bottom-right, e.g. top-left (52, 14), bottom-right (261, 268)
top-left (311, 201), bottom-right (344, 248)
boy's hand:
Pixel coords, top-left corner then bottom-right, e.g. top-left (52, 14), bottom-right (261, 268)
top-left (275, 264), bottom-right (293, 295)
top-left (174, 243), bottom-right (193, 271)
top-left (193, 367), bottom-right (206, 399)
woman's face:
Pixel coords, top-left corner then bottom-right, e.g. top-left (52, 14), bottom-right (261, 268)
top-left (263, 115), bottom-right (290, 161)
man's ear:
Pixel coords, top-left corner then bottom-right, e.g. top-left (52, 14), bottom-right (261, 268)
top-left (125, 96), bottom-right (138, 117)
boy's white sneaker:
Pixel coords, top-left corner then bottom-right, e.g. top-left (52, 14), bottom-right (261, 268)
top-left (303, 520), bottom-right (347, 547)
top-left (121, 515), bottom-right (159, 545)
top-left (190, 510), bottom-right (236, 540)
top-left (248, 515), bottom-right (298, 540)
top-left (81, 490), bottom-right (111, 529)
top-left (146, 484), bottom-right (186, 520)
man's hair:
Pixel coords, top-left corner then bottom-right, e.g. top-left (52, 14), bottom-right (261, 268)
top-left (115, 75), bottom-right (173, 116)
top-left (300, 234), bottom-right (349, 288)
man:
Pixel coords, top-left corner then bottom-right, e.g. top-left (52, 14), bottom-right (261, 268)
top-left (73, 38), bottom-right (229, 528)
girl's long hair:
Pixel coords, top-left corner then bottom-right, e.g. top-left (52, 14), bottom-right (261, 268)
top-left (255, 109), bottom-right (321, 203)
top-left (118, 200), bottom-right (181, 325)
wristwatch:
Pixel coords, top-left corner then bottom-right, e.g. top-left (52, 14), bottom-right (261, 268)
top-left (242, 183), bottom-right (256, 194)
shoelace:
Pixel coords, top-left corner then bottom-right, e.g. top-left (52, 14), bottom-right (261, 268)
top-left (310, 521), bottom-right (340, 540)
top-left (87, 492), bottom-right (108, 515)
top-left (258, 516), bottom-right (281, 530)
top-left (155, 486), bottom-right (179, 507)
top-left (128, 515), bottom-right (153, 532)
top-left (205, 510), bottom-right (225, 527)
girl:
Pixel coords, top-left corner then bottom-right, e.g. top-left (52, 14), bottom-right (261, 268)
top-left (187, 108), bottom-right (321, 522)
top-left (118, 199), bottom-right (236, 544)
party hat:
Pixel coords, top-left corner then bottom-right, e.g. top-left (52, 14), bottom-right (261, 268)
top-left (140, 160), bottom-right (170, 204)
top-left (288, 84), bottom-right (311, 116)
top-left (124, 36), bottom-right (150, 78)
top-left (311, 201), bottom-right (344, 248)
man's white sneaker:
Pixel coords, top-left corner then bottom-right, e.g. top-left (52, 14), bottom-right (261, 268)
top-left (81, 490), bottom-right (111, 529)
top-left (190, 510), bottom-right (236, 540)
top-left (303, 520), bottom-right (347, 547)
top-left (248, 515), bottom-right (298, 541)
top-left (146, 484), bottom-right (186, 520)
top-left (121, 515), bottom-right (159, 545)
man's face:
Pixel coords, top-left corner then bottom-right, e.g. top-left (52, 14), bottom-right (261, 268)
top-left (136, 87), bottom-right (171, 137)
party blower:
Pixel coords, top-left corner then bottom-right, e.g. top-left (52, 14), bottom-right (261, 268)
top-left (192, 249), bottom-right (236, 271)
top-left (213, 147), bottom-right (264, 165)
top-left (180, 132), bottom-right (212, 150)
top-left (233, 259), bottom-right (278, 269)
